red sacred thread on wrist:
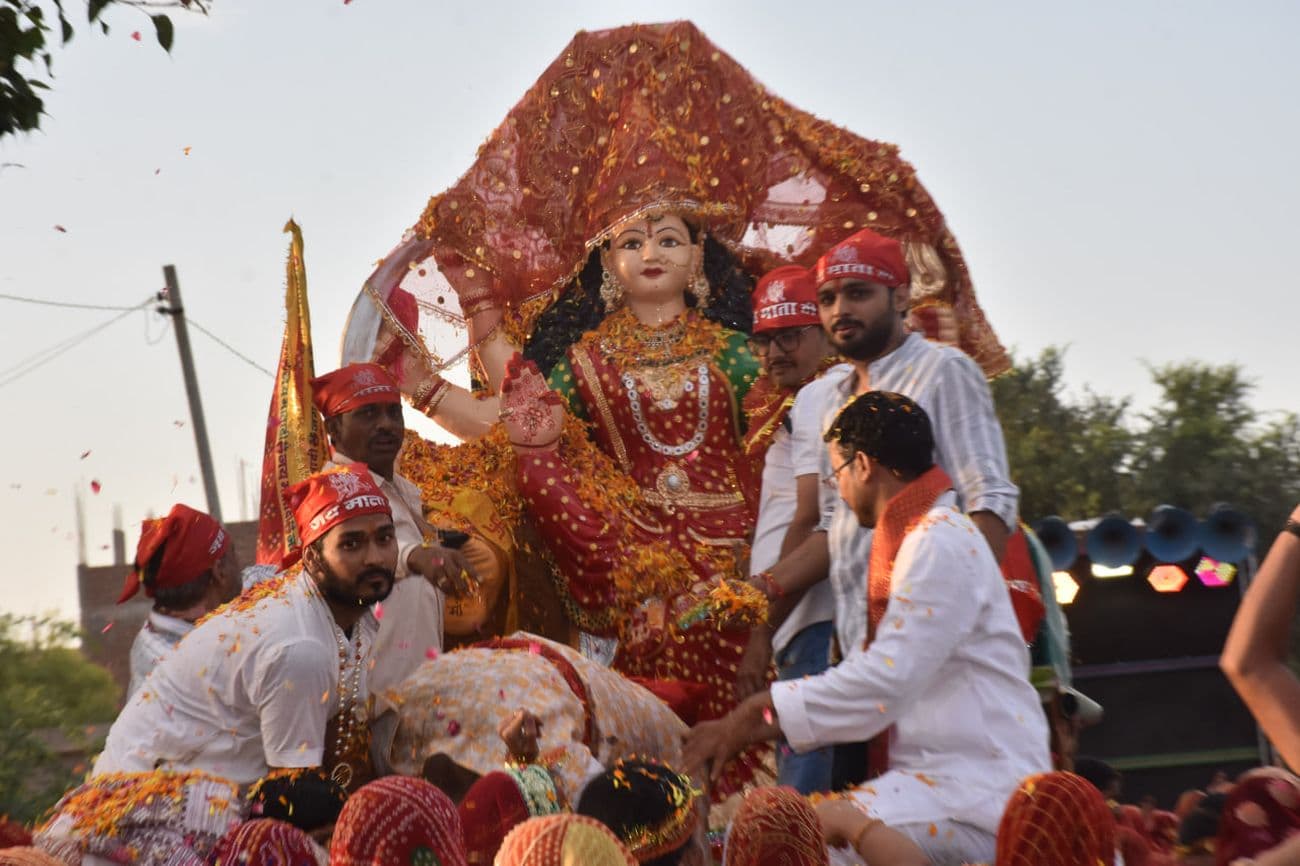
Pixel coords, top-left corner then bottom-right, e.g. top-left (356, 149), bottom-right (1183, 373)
top-left (758, 571), bottom-right (784, 599)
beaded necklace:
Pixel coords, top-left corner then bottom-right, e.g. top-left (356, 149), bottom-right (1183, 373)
top-left (622, 362), bottom-right (710, 456)
top-left (328, 621), bottom-right (365, 789)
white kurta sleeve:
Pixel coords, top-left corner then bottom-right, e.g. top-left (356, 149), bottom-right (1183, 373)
top-left (253, 638), bottom-right (334, 768)
top-left (771, 513), bottom-right (984, 752)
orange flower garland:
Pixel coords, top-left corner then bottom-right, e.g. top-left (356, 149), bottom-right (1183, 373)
top-left (41, 771), bottom-right (239, 839)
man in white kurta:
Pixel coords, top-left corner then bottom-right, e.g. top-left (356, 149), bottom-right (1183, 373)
top-left (685, 392), bottom-right (1049, 866)
top-left (94, 464), bottom-right (396, 786)
top-left (41, 465), bottom-right (398, 866)
top-left (99, 570), bottom-right (380, 784)
top-left (312, 363), bottom-right (479, 698)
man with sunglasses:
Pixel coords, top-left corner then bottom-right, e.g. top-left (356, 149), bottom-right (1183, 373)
top-left (735, 264), bottom-right (844, 794)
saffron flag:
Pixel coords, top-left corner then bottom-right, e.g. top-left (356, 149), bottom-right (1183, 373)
top-left (255, 219), bottom-right (330, 565)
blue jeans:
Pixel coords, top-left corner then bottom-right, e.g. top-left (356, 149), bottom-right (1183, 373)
top-left (775, 620), bottom-right (835, 794)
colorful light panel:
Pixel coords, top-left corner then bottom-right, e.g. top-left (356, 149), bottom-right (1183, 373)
top-left (1195, 556), bottom-right (1237, 587)
top-left (1147, 564), bottom-right (1189, 593)
top-left (1053, 570), bottom-right (1080, 605)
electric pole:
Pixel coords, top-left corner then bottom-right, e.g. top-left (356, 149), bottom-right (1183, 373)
top-left (158, 265), bottom-right (222, 522)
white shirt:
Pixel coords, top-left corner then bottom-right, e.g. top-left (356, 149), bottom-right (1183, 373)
top-left (771, 494), bottom-right (1050, 834)
top-left (94, 572), bottom-right (378, 785)
top-left (790, 335), bottom-right (1019, 651)
top-left (789, 365), bottom-right (859, 650)
top-left (126, 610), bottom-right (193, 698)
top-left (750, 424), bottom-right (835, 654)
top-left (327, 453), bottom-right (445, 697)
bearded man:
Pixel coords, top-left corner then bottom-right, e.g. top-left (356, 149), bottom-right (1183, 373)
top-left (92, 463), bottom-right (396, 786)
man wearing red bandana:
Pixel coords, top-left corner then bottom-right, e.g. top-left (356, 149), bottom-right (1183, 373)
top-left (313, 362), bottom-right (478, 697)
top-left (748, 228), bottom-right (1030, 698)
top-left (91, 463), bottom-right (396, 788)
top-left (117, 503), bottom-right (242, 697)
top-left (734, 264), bottom-right (841, 795)
top-left (685, 393), bottom-right (1048, 866)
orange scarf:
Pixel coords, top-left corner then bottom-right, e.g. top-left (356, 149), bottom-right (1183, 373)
top-left (863, 464), bottom-right (953, 777)
top-left (865, 465), bottom-right (953, 643)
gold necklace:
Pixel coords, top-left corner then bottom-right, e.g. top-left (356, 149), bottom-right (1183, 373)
top-left (595, 309), bottom-right (713, 368)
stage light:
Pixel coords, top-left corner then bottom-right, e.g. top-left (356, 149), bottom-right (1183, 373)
top-left (1091, 563), bottom-right (1135, 579)
top-left (1147, 564), bottom-right (1189, 593)
top-left (1053, 571), bottom-right (1080, 605)
top-left (1195, 556), bottom-right (1237, 587)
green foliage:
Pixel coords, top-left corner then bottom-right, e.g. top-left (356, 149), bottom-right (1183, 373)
top-left (0, 613), bottom-right (119, 824)
top-left (991, 347), bottom-right (1136, 522)
top-left (0, 0), bottom-right (205, 142)
top-left (1130, 362), bottom-right (1300, 535)
top-left (994, 348), bottom-right (1300, 537)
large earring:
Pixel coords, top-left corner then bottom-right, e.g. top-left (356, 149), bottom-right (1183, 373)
top-left (600, 266), bottom-right (623, 311)
top-left (689, 268), bottom-right (710, 308)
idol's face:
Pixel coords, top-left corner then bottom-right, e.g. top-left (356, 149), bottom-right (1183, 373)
top-left (603, 213), bottom-right (699, 306)
top-left (306, 513), bottom-right (398, 608)
top-left (816, 277), bottom-right (906, 362)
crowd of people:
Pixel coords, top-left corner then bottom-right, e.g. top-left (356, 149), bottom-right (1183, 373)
top-left (6, 19), bottom-right (1300, 866)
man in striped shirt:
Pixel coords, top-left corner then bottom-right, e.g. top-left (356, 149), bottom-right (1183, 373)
top-left (756, 227), bottom-right (1019, 680)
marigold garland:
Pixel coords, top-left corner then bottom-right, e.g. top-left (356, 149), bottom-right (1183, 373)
top-left (41, 771), bottom-right (238, 839)
top-left (398, 425), bottom-right (524, 536)
top-left (194, 573), bottom-right (295, 629)
top-left (583, 307), bottom-right (727, 367)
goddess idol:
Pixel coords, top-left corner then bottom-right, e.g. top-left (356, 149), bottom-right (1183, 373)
top-left (340, 21), bottom-right (1009, 795)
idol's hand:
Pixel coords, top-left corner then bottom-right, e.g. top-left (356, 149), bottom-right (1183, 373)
top-left (499, 354), bottom-right (564, 449)
top-left (371, 311), bottom-right (429, 395)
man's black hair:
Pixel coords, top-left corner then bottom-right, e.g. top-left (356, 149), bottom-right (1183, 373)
top-left (823, 390), bottom-right (935, 479)
top-left (576, 758), bottom-right (695, 866)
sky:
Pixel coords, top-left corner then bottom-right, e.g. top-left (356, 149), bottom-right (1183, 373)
top-left (1, 0), bottom-right (1297, 624)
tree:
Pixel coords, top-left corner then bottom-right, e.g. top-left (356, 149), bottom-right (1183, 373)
top-left (1131, 362), bottom-right (1300, 538)
top-left (991, 347), bottom-right (1136, 522)
top-left (993, 350), bottom-right (1300, 537)
top-left (0, 614), bottom-right (119, 823)
top-left (1, 0), bottom-right (207, 142)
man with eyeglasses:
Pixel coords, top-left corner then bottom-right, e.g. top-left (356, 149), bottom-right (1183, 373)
top-left (734, 264), bottom-right (844, 794)
top-left (685, 392), bottom-right (1049, 866)
top-left (749, 229), bottom-right (1023, 789)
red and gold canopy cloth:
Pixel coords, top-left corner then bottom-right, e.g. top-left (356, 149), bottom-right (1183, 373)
top-left (342, 20), bottom-right (1008, 378)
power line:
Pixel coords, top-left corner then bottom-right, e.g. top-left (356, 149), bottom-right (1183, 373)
top-left (187, 317), bottom-right (274, 378)
top-left (0, 292), bottom-right (147, 312)
top-left (0, 299), bottom-right (153, 389)
top-left (0, 294), bottom-right (273, 387)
